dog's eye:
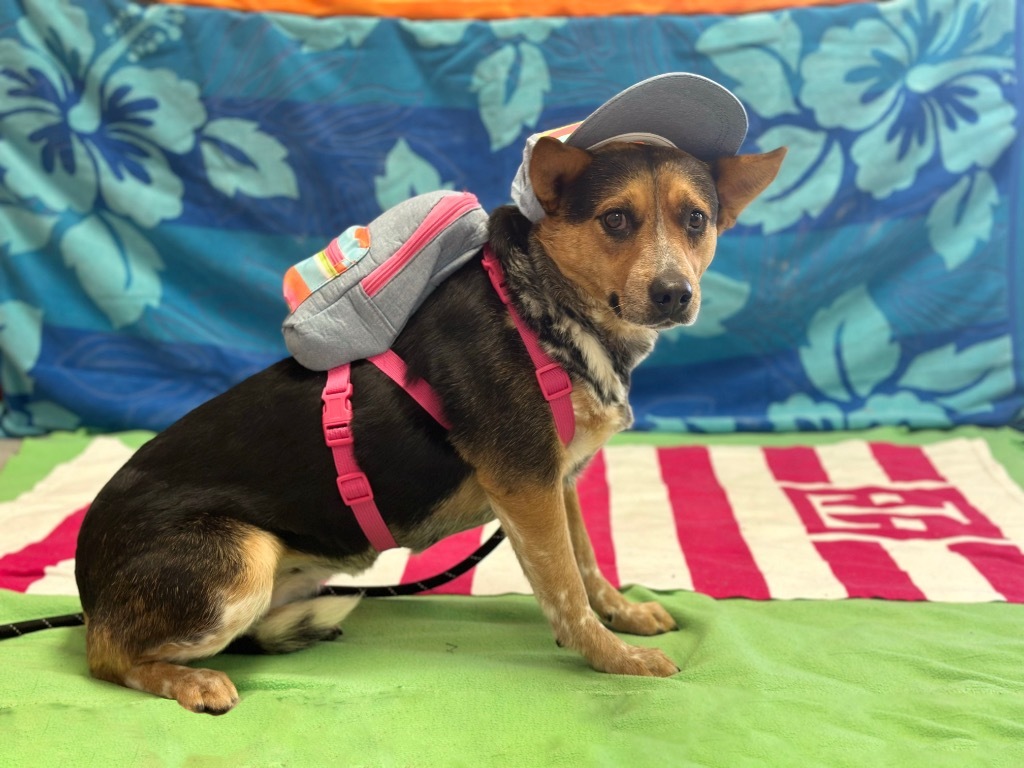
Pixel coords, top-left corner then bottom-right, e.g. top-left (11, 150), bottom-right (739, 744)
top-left (688, 210), bottom-right (706, 231)
top-left (601, 210), bottom-right (629, 232)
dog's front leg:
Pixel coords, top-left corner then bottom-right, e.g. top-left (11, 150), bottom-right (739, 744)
top-left (481, 476), bottom-right (678, 677)
top-left (564, 483), bottom-right (678, 636)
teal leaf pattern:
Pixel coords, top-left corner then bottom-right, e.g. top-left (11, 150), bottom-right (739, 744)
top-left (899, 337), bottom-right (1014, 415)
top-left (374, 139), bottom-right (454, 211)
top-left (471, 42), bottom-right (552, 151)
top-left (695, 12), bottom-right (802, 119)
top-left (740, 124), bottom-right (843, 233)
top-left (767, 394), bottom-right (847, 432)
top-left (848, 393), bottom-right (951, 429)
top-left (399, 20), bottom-right (471, 48)
top-left (270, 14), bottom-right (379, 52)
top-left (0, 300), bottom-right (43, 396)
top-left (926, 171), bottom-right (999, 270)
top-left (799, 285), bottom-right (900, 403)
top-left (491, 18), bottom-right (567, 44)
top-left (60, 214), bottom-right (164, 329)
top-left (0, 207), bottom-right (57, 256)
top-left (200, 119), bottom-right (299, 200)
top-left (680, 271), bottom-right (751, 338)
top-left (25, 400), bottom-right (81, 432)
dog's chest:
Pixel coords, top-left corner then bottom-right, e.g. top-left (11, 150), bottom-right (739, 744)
top-left (565, 384), bottom-right (632, 472)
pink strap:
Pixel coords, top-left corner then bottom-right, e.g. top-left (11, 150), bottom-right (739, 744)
top-left (323, 365), bottom-right (399, 552)
top-left (367, 350), bottom-right (452, 430)
top-left (481, 245), bottom-right (575, 446)
top-left (323, 244), bottom-right (575, 553)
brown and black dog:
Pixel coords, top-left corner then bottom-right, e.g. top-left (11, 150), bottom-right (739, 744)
top-left (75, 137), bottom-right (785, 714)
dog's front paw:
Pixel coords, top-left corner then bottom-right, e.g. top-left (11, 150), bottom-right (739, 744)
top-left (173, 668), bottom-right (240, 715)
top-left (604, 601), bottom-right (678, 636)
top-left (594, 644), bottom-right (679, 678)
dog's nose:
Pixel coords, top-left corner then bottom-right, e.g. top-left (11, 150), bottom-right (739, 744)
top-left (649, 277), bottom-right (693, 316)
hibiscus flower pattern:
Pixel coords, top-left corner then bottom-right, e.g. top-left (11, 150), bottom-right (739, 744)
top-left (693, 0), bottom-right (1018, 432)
top-left (696, 0), bottom-right (1015, 244)
top-left (0, 1), bottom-right (298, 432)
top-left (0, 0), bottom-right (1019, 436)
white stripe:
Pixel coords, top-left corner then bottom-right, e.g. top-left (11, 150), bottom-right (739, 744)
top-left (326, 548), bottom-right (410, 588)
top-left (470, 521), bottom-right (532, 595)
top-left (605, 445), bottom-right (693, 591)
top-left (814, 440), bottom-right (890, 487)
top-left (0, 437), bottom-right (133, 557)
top-left (710, 445), bottom-right (849, 599)
top-left (924, 439), bottom-right (1024, 549)
top-left (24, 558), bottom-right (78, 596)
top-left (882, 540), bottom-right (1004, 602)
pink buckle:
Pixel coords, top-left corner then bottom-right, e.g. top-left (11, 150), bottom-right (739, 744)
top-left (535, 363), bottom-right (572, 402)
top-left (322, 383), bottom-right (353, 447)
top-left (337, 472), bottom-right (374, 506)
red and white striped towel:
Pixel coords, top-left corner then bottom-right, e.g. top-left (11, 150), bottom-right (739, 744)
top-left (2, 436), bottom-right (1022, 602)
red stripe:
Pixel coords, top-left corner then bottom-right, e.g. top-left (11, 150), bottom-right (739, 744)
top-left (869, 443), bottom-right (946, 482)
top-left (400, 527), bottom-right (482, 595)
top-left (659, 446), bottom-right (770, 599)
top-left (576, 451), bottom-right (619, 589)
top-left (764, 446), bottom-right (829, 483)
top-left (948, 541), bottom-right (1024, 603)
top-left (813, 540), bottom-right (926, 600)
top-left (0, 506), bottom-right (87, 592)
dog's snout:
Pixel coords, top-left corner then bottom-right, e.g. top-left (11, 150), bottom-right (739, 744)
top-left (649, 277), bottom-right (693, 316)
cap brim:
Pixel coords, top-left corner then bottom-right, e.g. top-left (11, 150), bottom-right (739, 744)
top-left (509, 73), bottom-right (749, 223)
top-left (566, 73), bottom-right (748, 162)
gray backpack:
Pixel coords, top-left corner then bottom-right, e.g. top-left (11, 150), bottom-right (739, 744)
top-left (282, 191), bottom-right (489, 371)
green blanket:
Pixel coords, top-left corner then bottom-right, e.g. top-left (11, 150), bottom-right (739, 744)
top-left (3, 426), bottom-right (1023, 766)
top-left (2, 591), bottom-right (1023, 767)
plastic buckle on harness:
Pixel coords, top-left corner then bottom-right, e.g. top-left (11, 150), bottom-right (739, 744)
top-left (323, 383), bottom-right (354, 446)
top-left (535, 363), bottom-right (572, 402)
top-left (337, 472), bottom-right (374, 506)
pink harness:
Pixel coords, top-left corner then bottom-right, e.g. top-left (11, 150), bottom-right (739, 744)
top-left (321, 245), bottom-right (575, 551)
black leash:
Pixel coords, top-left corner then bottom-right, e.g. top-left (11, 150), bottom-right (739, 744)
top-left (0, 527), bottom-right (506, 640)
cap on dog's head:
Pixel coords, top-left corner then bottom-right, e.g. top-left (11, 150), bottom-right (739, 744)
top-left (510, 73), bottom-right (750, 223)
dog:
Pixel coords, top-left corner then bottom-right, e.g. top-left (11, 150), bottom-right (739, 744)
top-left (75, 137), bottom-right (785, 714)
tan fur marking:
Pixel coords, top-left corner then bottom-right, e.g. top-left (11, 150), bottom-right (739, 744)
top-left (88, 526), bottom-right (284, 714)
top-left (564, 484), bottom-right (677, 636)
top-left (397, 475), bottom-right (493, 552)
top-left (123, 663), bottom-right (238, 715)
top-left (478, 473), bottom-right (677, 678)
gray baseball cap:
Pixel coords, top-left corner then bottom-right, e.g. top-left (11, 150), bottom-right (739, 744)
top-left (510, 72), bottom-right (749, 222)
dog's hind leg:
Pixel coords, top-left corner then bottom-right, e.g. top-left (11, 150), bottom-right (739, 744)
top-left (564, 483), bottom-right (677, 636)
top-left (226, 555), bottom-right (362, 654)
top-left (245, 595), bottom-right (361, 654)
top-left (84, 526), bottom-right (281, 715)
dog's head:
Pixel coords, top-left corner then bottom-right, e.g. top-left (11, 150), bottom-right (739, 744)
top-left (528, 138), bottom-right (786, 330)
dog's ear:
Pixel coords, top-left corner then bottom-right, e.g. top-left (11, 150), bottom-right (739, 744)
top-left (713, 147), bottom-right (787, 233)
top-left (528, 136), bottom-right (593, 216)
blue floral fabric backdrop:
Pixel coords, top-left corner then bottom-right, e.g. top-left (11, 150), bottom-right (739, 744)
top-left (0, 0), bottom-right (1020, 435)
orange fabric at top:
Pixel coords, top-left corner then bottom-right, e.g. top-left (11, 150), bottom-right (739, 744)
top-left (170, 0), bottom-right (865, 20)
